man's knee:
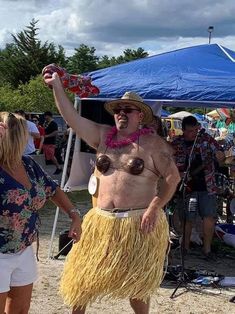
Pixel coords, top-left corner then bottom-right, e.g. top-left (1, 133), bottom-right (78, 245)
top-left (203, 216), bottom-right (216, 225)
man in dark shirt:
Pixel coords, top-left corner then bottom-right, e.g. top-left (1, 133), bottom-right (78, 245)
top-left (43, 111), bottom-right (62, 175)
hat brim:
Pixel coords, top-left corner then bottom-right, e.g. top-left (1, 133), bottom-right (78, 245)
top-left (105, 99), bottom-right (154, 124)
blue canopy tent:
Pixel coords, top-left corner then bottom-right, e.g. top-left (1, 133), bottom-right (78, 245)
top-left (50, 44), bottom-right (235, 255)
top-left (194, 113), bottom-right (205, 120)
top-left (87, 44), bottom-right (235, 109)
top-left (161, 109), bottom-right (171, 117)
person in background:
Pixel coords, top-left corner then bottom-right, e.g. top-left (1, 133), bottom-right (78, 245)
top-left (0, 112), bottom-right (81, 314)
top-left (16, 110), bottom-right (40, 155)
top-left (171, 116), bottom-right (225, 260)
top-left (32, 115), bottom-right (45, 154)
top-left (43, 111), bottom-right (62, 175)
top-left (147, 115), bottom-right (168, 138)
top-left (216, 116), bottom-right (235, 134)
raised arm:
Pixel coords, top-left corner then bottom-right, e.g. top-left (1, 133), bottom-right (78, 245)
top-left (43, 72), bottom-right (105, 149)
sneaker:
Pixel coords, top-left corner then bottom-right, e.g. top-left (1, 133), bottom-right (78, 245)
top-left (53, 168), bottom-right (62, 175)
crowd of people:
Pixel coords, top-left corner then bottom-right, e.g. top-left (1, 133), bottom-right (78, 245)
top-left (14, 110), bottom-right (63, 175)
top-left (0, 66), bottom-right (234, 313)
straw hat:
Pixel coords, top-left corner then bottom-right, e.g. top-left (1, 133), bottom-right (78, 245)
top-left (104, 91), bottom-right (154, 124)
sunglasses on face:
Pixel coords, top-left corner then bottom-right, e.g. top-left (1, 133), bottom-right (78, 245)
top-left (113, 108), bottom-right (140, 114)
top-left (32, 120), bottom-right (38, 122)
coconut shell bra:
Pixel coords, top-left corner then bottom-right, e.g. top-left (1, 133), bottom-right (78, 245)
top-left (96, 127), bottom-right (159, 176)
top-left (96, 154), bottom-right (145, 175)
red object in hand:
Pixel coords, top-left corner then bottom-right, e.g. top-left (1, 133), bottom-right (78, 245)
top-left (42, 64), bottom-right (100, 98)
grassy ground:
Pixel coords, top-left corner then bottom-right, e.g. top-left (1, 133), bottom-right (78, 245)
top-left (42, 190), bottom-right (91, 210)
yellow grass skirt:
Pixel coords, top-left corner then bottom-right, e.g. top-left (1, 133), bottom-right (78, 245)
top-left (60, 207), bottom-right (169, 309)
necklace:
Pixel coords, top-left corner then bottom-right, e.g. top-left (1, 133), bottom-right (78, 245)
top-left (105, 126), bottom-right (152, 149)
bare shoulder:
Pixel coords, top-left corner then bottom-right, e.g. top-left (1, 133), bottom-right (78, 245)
top-left (147, 134), bottom-right (174, 157)
top-left (147, 135), bottom-right (179, 178)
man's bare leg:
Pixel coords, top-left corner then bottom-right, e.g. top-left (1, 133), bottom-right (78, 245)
top-left (72, 305), bottom-right (86, 314)
top-left (226, 198), bottom-right (233, 223)
top-left (184, 221), bottom-right (192, 251)
top-left (203, 216), bottom-right (215, 254)
top-left (129, 298), bottom-right (150, 314)
top-left (51, 156), bottom-right (61, 169)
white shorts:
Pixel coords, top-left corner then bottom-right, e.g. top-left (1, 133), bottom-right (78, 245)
top-left (0, 245), bottom-right (38, 293)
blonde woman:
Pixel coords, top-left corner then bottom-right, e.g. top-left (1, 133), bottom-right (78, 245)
top-left (0, 112), bottom-right (82, 314)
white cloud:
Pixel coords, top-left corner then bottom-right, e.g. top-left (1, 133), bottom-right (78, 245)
top-left (1, 0), bottom-right (235, 57)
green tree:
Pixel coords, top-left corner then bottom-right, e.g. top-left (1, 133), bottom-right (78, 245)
top-left (0, 83), bottom-right (15, 111)
top-left (97, 47), bottom-right (148, 69)
top-left (97, 55), bottom-right (120, 69)
top-left (16, 76), bottom-right (57, 112)
top-left (67, 44), bottom-right (99, 74)
top-left (0, 76), bottom-right (72, 113)
top-left (0, 19), bottom-right (67, 87)
top-left (122, 48), bottom-right (148, 62)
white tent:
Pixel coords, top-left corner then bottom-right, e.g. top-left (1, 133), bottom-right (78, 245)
top-left (168, 111), bottom-right (194, 120)
top-left (206, 110), bottom-right (220, 119)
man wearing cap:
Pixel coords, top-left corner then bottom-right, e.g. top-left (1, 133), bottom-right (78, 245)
top-left (43, 70), bottom-right (180, 314)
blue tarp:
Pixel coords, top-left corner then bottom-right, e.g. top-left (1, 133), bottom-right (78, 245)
top-left (194, 113), bottom-right (205, 120)
top-left (161, 109), bottom-right (171, 117)
top-left (88, 44), bottom-right (235, 108)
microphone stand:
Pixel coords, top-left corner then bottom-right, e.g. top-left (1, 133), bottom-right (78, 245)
top-left (170, 130), bottom-right (202, 299)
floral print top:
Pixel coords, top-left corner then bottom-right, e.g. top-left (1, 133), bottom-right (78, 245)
top-left (171, 133), bottom-right (222, 195)
top-left (0, 156), bottom-right (58, 254)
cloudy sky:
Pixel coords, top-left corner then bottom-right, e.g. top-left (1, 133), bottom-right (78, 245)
top-left (1, 0), bottom-right (235, 57)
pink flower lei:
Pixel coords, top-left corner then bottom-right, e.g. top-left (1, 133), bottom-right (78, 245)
top-left (105, 126), bottom-right (152, 149)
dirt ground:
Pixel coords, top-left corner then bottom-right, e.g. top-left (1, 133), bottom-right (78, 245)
top-left (29, 200), bottom-right (235, 314)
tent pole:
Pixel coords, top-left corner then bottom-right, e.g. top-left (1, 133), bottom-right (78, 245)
top-left (47, 97), bottom-right (80, 259)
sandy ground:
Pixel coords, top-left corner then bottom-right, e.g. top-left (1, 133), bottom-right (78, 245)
top-left (28, 196), bottom-right (235, 314)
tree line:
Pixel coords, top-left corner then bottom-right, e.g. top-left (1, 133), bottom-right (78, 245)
top-left (0, 19), bottom-right (204, 115)
top-left (0, 19), bottom-right (148, 113)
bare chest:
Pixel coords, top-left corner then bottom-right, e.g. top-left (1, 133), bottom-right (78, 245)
top-left (97, 142), bottom-right (158, 178)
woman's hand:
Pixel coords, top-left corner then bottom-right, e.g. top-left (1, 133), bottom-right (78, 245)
top-left (68, 214), bottom-right (82, 243)
top-left (50, 188), bottom-right (82, 243)
top-left (140, 207), bottom-right (160, 234)
top-left (0, 122), bottom-right (7, 138)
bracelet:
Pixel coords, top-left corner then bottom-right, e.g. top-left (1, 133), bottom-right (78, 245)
top-left (68, 208), bottom-right (81, 218)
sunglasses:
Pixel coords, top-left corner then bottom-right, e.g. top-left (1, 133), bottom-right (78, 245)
top-left (113, 108), bottom-right (140, 114)
top-left (32, 120), bottom-right (38, 122)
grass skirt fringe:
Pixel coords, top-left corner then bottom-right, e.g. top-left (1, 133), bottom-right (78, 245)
top-left (60, 207), bottom-right (169, 309)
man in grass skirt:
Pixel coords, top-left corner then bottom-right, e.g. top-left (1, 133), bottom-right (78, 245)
top-left (43, 67), bottom-right (180, 314)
